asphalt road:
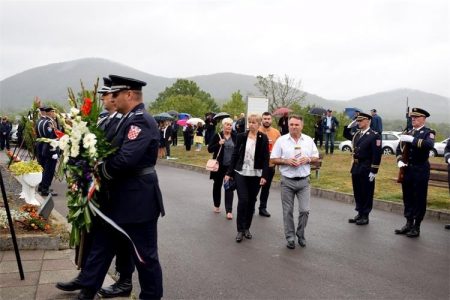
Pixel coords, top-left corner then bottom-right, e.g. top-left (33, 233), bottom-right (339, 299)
top-left (51, 164), bottom-right (450, 299)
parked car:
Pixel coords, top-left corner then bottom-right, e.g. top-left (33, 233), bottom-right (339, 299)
top-left (9, 124), bottom-right (18, 143)
top-left (430, 138), bottom-right (449, 157)
top-left (339, 131), bottom-right (401, 155)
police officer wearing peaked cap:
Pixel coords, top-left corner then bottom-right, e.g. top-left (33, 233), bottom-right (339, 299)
top-left (63, 75), bottom-right (165, 300)
top-left (395, 107), bottom-right (435, 238)
top-left (345, 112), bottom-right (382, 225)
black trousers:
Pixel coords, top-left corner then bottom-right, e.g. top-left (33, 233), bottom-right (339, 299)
top-left (401, 165), bottom-right (430, 222)
top-left (79, 219), bottom-right (163, 299)
top-left (351, 171), bottom-right (374, 216)
top-left (212, 165), bottom-right (234, 213)
top-left (39, 156), bottom-right (57, 192)
top-left (78, 220), bottom-right (135, 278)
top-left (235, 173), bottom-right (261, 232)
top-left (165, 141), bottom-right (171, 157)
top-left (314, 133), bottom-right (323, 148)
top-left (0, 134), bottom-right (10, 150)
top-left (259, 166), bottom-right (275, 209)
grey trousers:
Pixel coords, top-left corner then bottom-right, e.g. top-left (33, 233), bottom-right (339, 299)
top-left (280, 176), bottom-right (311, 241)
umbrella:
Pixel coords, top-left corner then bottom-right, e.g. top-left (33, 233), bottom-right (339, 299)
top-left (309, 107), bottom-right (326, 116)
top-left (344, 107), bottom-right (363, 119)
top-left (167, 110), bottom-right (179, 117)
top-left (213, 112), bottom-right (230, 121)
top-left (154, 112), bottom-right (174, 122)
top-left (176, 119), bottom-right (187, 126)
top-left (178, 113), bottom-right (191, 120)
top-left (272, 107), bottom-right (292, 116)
top-left (187, 118), bottom-right (205, 126)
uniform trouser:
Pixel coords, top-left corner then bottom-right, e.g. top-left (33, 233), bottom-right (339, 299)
top-left (324, 132), bottom-right (335, 153)
top-left (259, 166), bottom-right (275, 210)
top-left (401, 165), bottom-right (430, 222)
top-left (280, 176), bottom-right (310, 241)
top-left (235, 173), bottom-right (261, 232)
top-left (0, 134), bottom-right (9, 150)
top-left (351, 171), bottom-right (374, 216)
top-left (78, 220), bottom-right (135, 278)
top-left (171, 135), bottom-right (177, 146)
top-left (212, 166), bottom-right (234, 213)
top-left (78, 219), bottom-right (163, 299)
top-left (39, 156), bottom-right (57, 191)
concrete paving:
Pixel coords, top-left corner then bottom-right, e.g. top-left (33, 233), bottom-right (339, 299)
top-left (2, 155), bottom-right (449, 299)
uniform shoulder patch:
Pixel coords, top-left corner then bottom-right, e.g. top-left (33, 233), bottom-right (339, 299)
top-left (429, 132), bottom-right (435, 139)
top-left (128, 125), bottom-right (142, 140)
top-left (376, 139), bottom-right (381, 147)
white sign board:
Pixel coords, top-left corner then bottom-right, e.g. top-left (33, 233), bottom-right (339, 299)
top-left (246, 96), bottom-right (269, 117)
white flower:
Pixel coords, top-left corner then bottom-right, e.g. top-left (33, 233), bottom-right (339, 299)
top-left (83, 133), bottom-right (97, 149)
top-left (70, 107), bottom-right (80, 117)
top-left (49, 139), bottom-right (60, 151)
top-left (70, 143), bottom-right (80, 158)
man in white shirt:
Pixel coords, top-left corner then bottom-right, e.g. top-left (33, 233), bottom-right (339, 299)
top-left (270, 115), bottom-right (320, 249)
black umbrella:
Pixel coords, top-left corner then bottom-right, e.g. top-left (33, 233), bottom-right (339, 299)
top-left (154, 112), bottom-right (174, 122)
top-left (213, 112), bottom-right (230, 121)
top-left (167, 110), bottom-right (179, 117)
top-left (309, 107), bottom-right (326, 116)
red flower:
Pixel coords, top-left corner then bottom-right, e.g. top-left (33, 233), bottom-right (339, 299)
top-left (81, 98), bottom-right (93, 116)
top-left (55, 129), bottom-right (65, 139)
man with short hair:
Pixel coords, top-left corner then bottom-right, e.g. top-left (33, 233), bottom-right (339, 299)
top-left (370, 109), bottom-right (383, 134)
top-left (395, 108), bottom-right (435, 238)
top-left (258, 112), bottom-right (281, 217)
top-left (57, 75), bottom-right (165, 300)
top-left (345, 112), bottom-right (382, 225)
top-left (322, 109), bottom-right (339, 154)
top-left (271, 115), bottom-right (320, 249)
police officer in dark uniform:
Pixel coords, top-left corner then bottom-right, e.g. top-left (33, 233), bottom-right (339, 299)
top-left (35, 106), bottom-right (48, 166)
top-left (37, 107), bottom-right (59, 196)
top-left (344, 112), bottom-right (382, 225)
top-left (57, 75), bottom-right (165, 300)
top-left (395, 108), bottom-right (435, 238)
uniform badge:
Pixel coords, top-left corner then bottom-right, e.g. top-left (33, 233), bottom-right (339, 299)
top-left (376, 139), bottom-right (381, 146)
top-left (429, 133), bottom-right (435, 139)
top-left (127, 125), bottom-right (141, 140)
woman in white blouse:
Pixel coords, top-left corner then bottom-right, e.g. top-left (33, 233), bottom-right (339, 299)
top-left (225, 113), bottom-right (269, 243)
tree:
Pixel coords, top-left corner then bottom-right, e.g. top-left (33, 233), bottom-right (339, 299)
top-left (255, 74), bottom-right (305, 111)
top-left (151, 79), bottom-right (219, 114)
top-left (221, 90), bottom-right (246, 119)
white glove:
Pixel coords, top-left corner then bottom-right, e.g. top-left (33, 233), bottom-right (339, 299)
top-left (400, 135), bottom-right (414, 143)
top-left (368, 172), bottom-right (376, 182)
top-left (447, 158), bottom-right (450, 164)
top-left (397, 161), bottom-right (407, 168)
top-left (52, 154), bottom-right (58, 160)
top-left (347, 120), bottom-right (357, 128)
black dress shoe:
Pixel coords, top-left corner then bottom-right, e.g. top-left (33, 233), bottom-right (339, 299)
top-left (395, 223), bottom-right (413, 235)
top-left (56, 278), bottom-right (83, 291)
top-left (348, 214), bottom-right (361, 223)
top-left (298, 238), bottom-right (306, 248)
top-left (244, 230), bottom-right (252, 239)
top-left (236, 232), bottom-right (244, 243)
top-left (445, 224), bottom-right (450, 230)
top-left (406, 226), bottom-right (420, 238)
top-left (356, 217), bottom-right (369, 225)
top-left (98, 278), bottom-right (132, 298)
top-left (286, 241), bottom-right (295, 249)
top-left (77, 288), bottom-right (97, 300)
top-left (259, 209), bottom-right (271, 217)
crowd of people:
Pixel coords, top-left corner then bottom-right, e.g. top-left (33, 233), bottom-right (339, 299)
top-left (1, 77), bottom-right (448, 299)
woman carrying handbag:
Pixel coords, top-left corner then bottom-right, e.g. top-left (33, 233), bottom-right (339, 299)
top-left (207, 118), bottom-right (237, 219)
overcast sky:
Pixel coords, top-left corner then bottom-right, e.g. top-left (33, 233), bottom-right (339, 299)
top-left (0, 0), bottom-right (448, 100)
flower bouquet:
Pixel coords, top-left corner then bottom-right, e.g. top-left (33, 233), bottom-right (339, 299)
top-left (40, 80), bottom-right (115, 247)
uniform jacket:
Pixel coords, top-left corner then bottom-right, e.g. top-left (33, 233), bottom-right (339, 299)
top-left (395, 126), bottom-right (435, 167)
top-left (444, 138), bottom-right (450, 171)
top-left (100, 103), bottom-right (165, 224)
top-left (350, 128), bottom-right (382, 174)
top-left (0, 121), bottom-right (12, 136)
top-left (370, 114), bottom-right (383, 134)
top-left (226, 131), bottom-right (269, 179)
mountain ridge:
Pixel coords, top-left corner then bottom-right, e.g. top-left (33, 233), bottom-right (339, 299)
top-left (1, 57), bottom-right (448, 123)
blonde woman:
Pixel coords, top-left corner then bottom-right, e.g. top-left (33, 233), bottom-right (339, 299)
top-left (207, 117), bottom-right (237, 219)
top-left (225, 113), bottom-right (269, 242)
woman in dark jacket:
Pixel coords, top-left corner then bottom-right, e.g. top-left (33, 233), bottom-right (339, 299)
top-left (184, 124), bottom-right (193, 151)
top-left (225, 113), bottom-right (269, 242)
top-left (208, 118), bottom-right (237, 219)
